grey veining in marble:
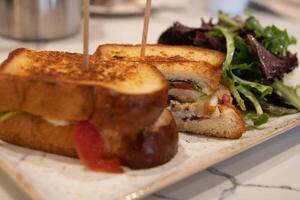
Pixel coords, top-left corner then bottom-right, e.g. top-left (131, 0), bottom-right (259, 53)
top-left (146, 126), bottom-right (300, 200)
top-left (207, 167), bottom-right (300, 200)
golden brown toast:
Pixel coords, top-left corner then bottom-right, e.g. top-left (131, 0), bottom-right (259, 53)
top-left (0, 109), bottom-right (178, 169)
top-left (95, 44), bottom-right (223, 95)
top-left (1, 48), bottom-right (166, 94)
top-left (95, 44), bottom-right (224, 67)
top-left (0, 48), bottom-right (168, 135)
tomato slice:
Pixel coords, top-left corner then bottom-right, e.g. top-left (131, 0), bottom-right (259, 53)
top-left (73, 121), bottom-right (123, 173)
top-left (222, 94), bottom-right (232, 105)
top-left (171, 82), bottom-right (193, 90)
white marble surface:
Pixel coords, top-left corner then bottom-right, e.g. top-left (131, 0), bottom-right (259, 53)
top-left (147, 126), bottom-right (300, 200)
top-left (0, 0), bottom-right (300, 200)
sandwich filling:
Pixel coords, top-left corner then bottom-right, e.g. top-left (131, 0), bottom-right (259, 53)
top-left (0, 111), bottom-right (20, 122)
top-left (0, 111), bottom-right (74, 127)
top-left (43, 118), bottom-right (73, 126)
top-left (168, 81), bottom-right (232, 121)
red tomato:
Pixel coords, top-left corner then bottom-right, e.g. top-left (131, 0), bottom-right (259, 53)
top-left (171, 82), bottom-right (193, 90)
top-left (222, 94), bottom-right (232, 105)
top-left (73, 121), bottom-right (123, 173)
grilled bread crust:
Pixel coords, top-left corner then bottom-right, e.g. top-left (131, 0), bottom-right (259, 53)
top-left (95, 44), bottom-right (224, 67)
top-left (0, 109), bottom-right (178, 169)
top-left (0, 48), bottom-right (169, 135)
top-left (174, 105), bottom-right (246, 139)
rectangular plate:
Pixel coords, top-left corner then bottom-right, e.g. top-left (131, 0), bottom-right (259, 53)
top-left (0, 113), bottom-right (300, 200)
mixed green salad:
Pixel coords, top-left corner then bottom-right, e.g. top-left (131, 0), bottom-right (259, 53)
top-left (158, 11), bottom-right (300, 126)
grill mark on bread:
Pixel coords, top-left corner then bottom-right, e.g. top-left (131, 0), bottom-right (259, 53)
top-left (17, 50), bottom-right (137, 83)
top-left (95, 44), bottom-right (225, 67)
top-left (2, 48), bottom-right (141, 84)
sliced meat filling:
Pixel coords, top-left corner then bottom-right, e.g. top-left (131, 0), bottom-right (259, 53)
top-left (168, 81), bottom-right (232, 121)
top-left (169, 88), bottom-right (203, 103)
top-left (170, 100), bottom-right (219, 119)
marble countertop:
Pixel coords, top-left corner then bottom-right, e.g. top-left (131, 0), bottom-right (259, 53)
top-left (147, 127), bottom-right (300, 200)
top-left (0, 1), bottom-right (299, 200)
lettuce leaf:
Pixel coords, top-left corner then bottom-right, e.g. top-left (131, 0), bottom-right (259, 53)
top-left (218, 11), bottom-right (243, 30)
top-left (0, 111), bottom-right (20, 122)
top-left (247, 113), bottom-right (269, 127)
top-left (216, 26), bottom-right (269, 126)
top-left (246, 34), bottom-right (298, 81)
top-left (245, 16), bottom-right (297, 56)
top-left (272, 80), bottom-right (300, 111)
top-left (236, 85), bottom-right (263, 115)
top-left (231, 73), bottom-right (273, 97)
top-left (260, 101), bottom-right (298, 116)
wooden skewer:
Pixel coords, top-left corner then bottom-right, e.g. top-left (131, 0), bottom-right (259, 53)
top-left (83, 0), bottom-right (90, 70)
top-left (140, 0), bottom-right (152, 57)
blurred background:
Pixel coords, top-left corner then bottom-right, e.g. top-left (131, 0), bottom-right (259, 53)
top-left (0, 0), bottom-right (299, 58)
top-left (0, 0), bottom-right (300, 48)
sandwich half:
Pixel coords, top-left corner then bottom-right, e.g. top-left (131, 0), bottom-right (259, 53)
top-left (94, 44), bottom-right (246, 139)
top-left (0, 48), bottom-right (178, 172)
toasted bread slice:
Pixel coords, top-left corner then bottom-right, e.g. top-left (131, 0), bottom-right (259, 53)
top-left (95, 44), bottom-right (224, 67)
top-left (1, 48), bottom-right (166, 93)
top-left (0, 109), bottom-right (178, 169)
top-left (95, 44), bottom-right (222, 95)
top-left (174, 105), bottom-right (245, 139)
top-left (0, 48), bottom-right (168, 135)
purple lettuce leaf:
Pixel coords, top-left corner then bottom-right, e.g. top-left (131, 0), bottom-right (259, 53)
top-left (158, 22), bottom-right (225, 52)
top-left (246, 34), bottom-right (298, 81)
top-left (158, 22), bottom-right (199, 45)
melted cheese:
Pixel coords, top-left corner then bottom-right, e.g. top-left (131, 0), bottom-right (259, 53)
top-left (43, 117), bottom-right (72, 126)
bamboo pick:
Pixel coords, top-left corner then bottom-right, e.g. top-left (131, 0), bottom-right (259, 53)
top-left (83, 0), bottom-right (90, 70)
top-left (140, 0), bottom-right (152, 57)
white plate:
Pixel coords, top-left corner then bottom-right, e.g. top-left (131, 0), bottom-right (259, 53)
top-left (0, 113), bottom-right (300, 200)
top-left (90, 0), bottom-right (162, 16)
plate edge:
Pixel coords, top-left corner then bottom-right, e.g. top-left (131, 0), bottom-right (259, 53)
top-left (0, 158), bottom-right (43, 200)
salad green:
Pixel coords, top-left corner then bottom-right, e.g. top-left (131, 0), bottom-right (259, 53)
top-left (215, 26), bottom-right (272, 126)
top-left (245, 16), bottom-right (297, 56)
